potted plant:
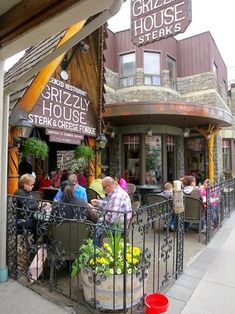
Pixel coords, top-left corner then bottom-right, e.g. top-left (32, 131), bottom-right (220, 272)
top-left (71, 227), bottom-right (149, 310)
top-left (72, 144), bottom-right (95, 173)
top-left (23, 137), bottom-right (49, 160)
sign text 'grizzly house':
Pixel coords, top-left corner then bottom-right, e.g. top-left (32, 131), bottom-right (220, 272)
top-left (29, 78), bottom-right (97, 143)
top-left (131, 0), bottom-right (192, 46)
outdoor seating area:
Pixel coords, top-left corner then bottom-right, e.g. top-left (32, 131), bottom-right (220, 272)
top-left (6, 178), bottom-right (235, 313)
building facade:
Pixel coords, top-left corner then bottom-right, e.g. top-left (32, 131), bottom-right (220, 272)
top-left (103, 29), bottom-right (233, 186)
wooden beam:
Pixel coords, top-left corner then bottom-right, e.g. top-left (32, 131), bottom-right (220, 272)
top-left (0, 0), bottom-right (82, 46)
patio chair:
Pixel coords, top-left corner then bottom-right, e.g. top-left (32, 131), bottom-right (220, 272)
top-left (144, 194), bottom-right (168, 230)
top-left (31, 191), bottom-right (44, 200)
top-left (126, 183), bottom-right (136, 201)
top-left (184, 196), bottom-right (204, 242)
top-left (86, 188), bottom-right (102, 203)
top-left (47, 219), bottom-right (92, 290)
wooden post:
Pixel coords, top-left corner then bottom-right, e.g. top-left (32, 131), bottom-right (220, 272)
top-left (196, 124), bottom-right (220, 183)
top-left (8, 127), bottom-right (21, 194)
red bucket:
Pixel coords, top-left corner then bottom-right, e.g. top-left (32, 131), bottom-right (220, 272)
top-left (145, 293), bottom-right (169, 314)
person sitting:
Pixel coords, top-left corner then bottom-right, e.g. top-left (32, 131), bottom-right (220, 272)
top-left (53, 173), bottom-right (87, 202)
top-left (13, 174), bottom-right (38, 237)
top-left (89, 173), bottom-right (106, 198)
top-left (53, 181), bottom-right (97, 222)
top-left (114, 174), bottom-right (128, 192)
top-left (77, 170), bottom-right (87, 188)
top-left (183, 175), bottom-right (202, 231)
top-left (52, 168), bottom-right (62, 188)
top-left (200, 179), bottom-right (219, 227)
top-left (159, 182), bottom-right (175, 231)
top-left (38, 173), bottom-right (53, 192)
top-left (159, 182), bottom-right (173, 199)
top-left (90, 176), bottom-right (132, 245)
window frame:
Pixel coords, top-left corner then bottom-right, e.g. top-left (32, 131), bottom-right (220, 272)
top-left (119, 51), bottom-right (136, 88)
top-left (143, 50), bottom-right (161, 86)
top-left (167, 54), bottom-right (177, 90)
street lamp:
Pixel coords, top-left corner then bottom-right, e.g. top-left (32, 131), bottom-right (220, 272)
top-left (15, 117), bottom-right (33, 139)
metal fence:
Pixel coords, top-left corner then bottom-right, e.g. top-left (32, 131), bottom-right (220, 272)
top-left (7, 195), bottom-right (184, 313)
top-left (7, 180), bottom-right (234, 312)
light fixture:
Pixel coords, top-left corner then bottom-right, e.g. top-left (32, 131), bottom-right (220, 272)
top-left (15, 116), bottom-right (33, 139)
top-left (183, 128), bottom-right (190, 138)
top-left (147, 128), bottom-right (153, 137)
top-left (183, 118), bottom-right (190, 138)
top-left (13, 116), bottom-right (33, 146)
top-left (95, 133), bottom-right (108, 150)
top-left (79, 41), bottom-right (89, 53)
top-left (60, 56), bottom-right (69, 81)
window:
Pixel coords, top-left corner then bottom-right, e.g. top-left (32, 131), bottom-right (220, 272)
top-left (119, 53), bottom-right (135, 87)
top-left (124, 135), bottom-right (140, 184)
top-left (145, 135), bottom-right (162, 185)
top-left (144, 52), bottom-right (160, 86)
top-left (222, 139), bottom-right (231, 171)
top-left (167, 56), bottom-right (176, 90)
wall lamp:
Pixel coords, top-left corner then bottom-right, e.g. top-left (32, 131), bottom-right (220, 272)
top-left (183, 128), bottom-right (190, 138)
top-left (95, 133), bottom-right (108, 150)
top-left (13, 116), bottom-right (33, 145)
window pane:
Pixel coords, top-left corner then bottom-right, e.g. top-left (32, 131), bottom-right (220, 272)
top-left (120, 53), bottom-right (135, 77)
top-left (167, 56), bottom-right (176, 89)
top-left (124, 135), bottom-right (140, 184)
top-left (145, 135), bottom-right (162, 185)
top-left (144, 52), bottom-right (160, 75)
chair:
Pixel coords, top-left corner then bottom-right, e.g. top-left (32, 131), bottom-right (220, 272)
top-left (184, 196), bottom-right (204, 242)
top-left (144, 194), bottom-right (168, 230)
top-left (86, 188), bottom-right (102, 203)
top-left (31, 191), bottom-right (44, 200)
top-left (127, 183), bottom-right (136, 197)
top-left (47, 220), bottom-right (92, 290)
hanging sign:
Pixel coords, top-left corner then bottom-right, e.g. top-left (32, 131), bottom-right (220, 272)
top-left (46, 129), bottom-right (83, 145)
top-left (131, 0), bottom-right (192, 46)
top-left (29, 77), bottom-right (97, 137)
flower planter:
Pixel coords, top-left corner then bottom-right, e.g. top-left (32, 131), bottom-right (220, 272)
top-left (81, 268), bottom-right (143, 310)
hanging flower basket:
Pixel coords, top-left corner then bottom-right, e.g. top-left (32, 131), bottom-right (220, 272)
top-left (23, 137), bottom-right (49, 160)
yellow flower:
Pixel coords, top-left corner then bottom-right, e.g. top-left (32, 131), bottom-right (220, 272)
top-left (103, 242), bottom-right (110, 249)
top-left (133, 247), bottom-right (141, 256)
top-left (89, 258), bottom-right (95, 265)
top-left (96, 257), bottom-right (108, 264)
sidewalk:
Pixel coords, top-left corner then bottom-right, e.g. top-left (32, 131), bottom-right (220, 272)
top-left (166, 211), bottom-right (235, 314)
top-left (0, 280), bottom-right (75, 314)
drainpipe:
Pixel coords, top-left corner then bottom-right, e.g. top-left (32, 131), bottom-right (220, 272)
top-left (0, 58), bottom-right (10, 282)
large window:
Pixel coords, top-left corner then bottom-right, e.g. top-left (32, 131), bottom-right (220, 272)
top-left (124, 135), bottom-right (140, 184)
top-left (144, 52), bottom-right (160, 86)
top-left (167, 56), bottom-right (176, 90)
top-left (145, 135), bottom-right (162, 185)
top-left (119, 53), bottom-right (135, 87)
top-left (222, 139), bottom-right (231, 171)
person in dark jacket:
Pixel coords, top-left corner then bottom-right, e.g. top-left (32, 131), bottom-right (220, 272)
top-left (54, 181), bottom-right (97, 222)
top-left (14, 173), bottom-right (38, 235)
top-left (18, 157), bottom-right (32, 176)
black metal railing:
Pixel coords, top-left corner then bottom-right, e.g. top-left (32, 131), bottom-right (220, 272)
top-left (7, 194), bottom-right (183, 313)
top-left (205, 178), bottom-right (235, 243)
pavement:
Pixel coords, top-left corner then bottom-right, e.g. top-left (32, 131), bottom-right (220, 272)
top-left (1, 212), bottom-right (235, 314)
top-left (166, 211), bottom-right (235, 314)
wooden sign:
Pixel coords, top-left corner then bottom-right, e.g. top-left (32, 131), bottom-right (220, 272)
top-left (131, 0), bottom-right (192, 46)
top-left (29, 77), bottom-right (97, 137)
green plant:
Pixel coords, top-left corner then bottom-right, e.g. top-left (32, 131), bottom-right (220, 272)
top-left (74, 144), bottom-right (94, 161)
top-left (71, 227), bottom-right (144, 278)
top-left (23, 137), bottom-right (49, 160)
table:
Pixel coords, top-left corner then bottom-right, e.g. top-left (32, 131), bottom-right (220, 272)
top-left (42, 187), bottom-right (59, 201)
top-left (136, 185), bottom-right (162, 203)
